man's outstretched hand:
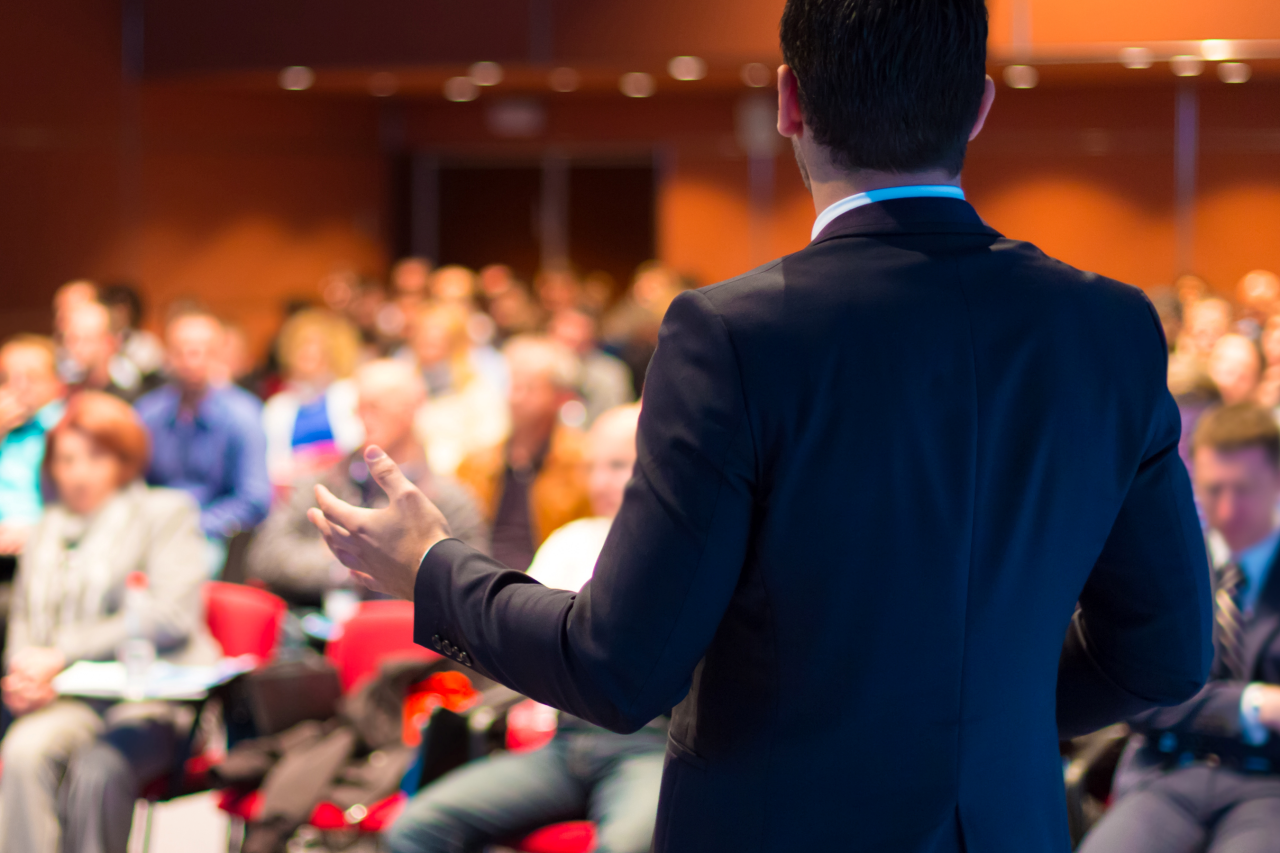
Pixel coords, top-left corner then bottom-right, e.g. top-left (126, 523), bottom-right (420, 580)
top-left (308, 445), bottom-right (452, 600)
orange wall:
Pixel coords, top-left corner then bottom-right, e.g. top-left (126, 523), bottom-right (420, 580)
top-left (5, 2), bottom-right (1280, 359)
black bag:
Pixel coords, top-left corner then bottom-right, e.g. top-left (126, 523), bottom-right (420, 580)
top-left (244, 654), bottom-right (343, 736)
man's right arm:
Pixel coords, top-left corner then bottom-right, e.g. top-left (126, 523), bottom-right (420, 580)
top-left (1057, 306), bottom-right (1214, 738)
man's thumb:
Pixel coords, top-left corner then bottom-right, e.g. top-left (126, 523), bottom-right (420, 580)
top-left (364, 445), bottom-right (412, 498)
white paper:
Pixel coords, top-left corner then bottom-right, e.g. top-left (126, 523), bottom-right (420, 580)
top-left (53, 655), bottom-right (258, 701)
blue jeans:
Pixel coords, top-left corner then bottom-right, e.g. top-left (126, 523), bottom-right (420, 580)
top-left (385, 727), bottom-right (666, 853)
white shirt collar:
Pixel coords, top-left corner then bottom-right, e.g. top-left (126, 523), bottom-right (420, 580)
top-left (810, 184), bottom-right (967, 241)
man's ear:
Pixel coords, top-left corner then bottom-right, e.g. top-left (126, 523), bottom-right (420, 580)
top-left (968, 75), bottom-right (997, 141)
top-left (777, 65), bottom-right (805, 138)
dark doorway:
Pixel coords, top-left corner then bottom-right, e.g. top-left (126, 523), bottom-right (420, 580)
top-left (423, 157), bottom-right (655, 288)
top-left (568, 164), bottom-right (655, 291)
top-left (436, 164), bottom-right (543, 282)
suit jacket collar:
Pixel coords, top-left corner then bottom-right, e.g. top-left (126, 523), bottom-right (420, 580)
top-left (810, 197), bottom-right (1000, 245)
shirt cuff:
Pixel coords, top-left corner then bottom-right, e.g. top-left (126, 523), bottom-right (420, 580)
top-left (1241, 683), bottom-right (1271, 746)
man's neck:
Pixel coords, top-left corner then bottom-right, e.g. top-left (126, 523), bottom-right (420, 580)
top-left (808, 168), bottom-right (962, 218)
top-left (509, 421), bottom-right (554, 470)
top-left (1227, 526), bottom-right (1279, 559)
top-left (178, 382), bottom-right (208, 414)
top-left (796, 137), bottom-right (961, 217)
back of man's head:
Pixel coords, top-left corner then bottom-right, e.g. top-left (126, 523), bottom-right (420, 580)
top-left (779, 0), bottom-right (988, 176)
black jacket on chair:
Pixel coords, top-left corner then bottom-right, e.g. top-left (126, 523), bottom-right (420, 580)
top-left (412, 198), bottom-right (1214, 853)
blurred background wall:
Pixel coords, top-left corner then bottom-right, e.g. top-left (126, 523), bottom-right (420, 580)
top-left (3, 0), bottom-right (1280, 355)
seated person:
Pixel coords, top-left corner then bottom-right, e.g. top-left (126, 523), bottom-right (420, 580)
top-left (61, 301), bottom-right (153, 403)
top-left (262, 309), bottom-right (364, 491)
top-left (410, 302), bottom-right (509, 478)
top-left (549, 307), bottom-right (635, 427)
top-left (134, 307), bottom-right (271, 552)
top-left (0, 335), bottom-right (65, 555)
top-left (386, 404), bottom-right (664, 853)
top-left (1080, 403), bottom-right (1280, 853)
top-left (0, 391), bottom-right (220, 853)
top-left (247, 359), bottom-right (489, 607)
top-left (455, 336), bottom-right (592, 573)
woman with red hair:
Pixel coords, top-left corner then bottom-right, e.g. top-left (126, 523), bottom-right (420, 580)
top-left (0, 391), bottom-right (218, 853)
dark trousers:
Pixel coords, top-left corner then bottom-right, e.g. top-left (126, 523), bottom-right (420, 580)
top-left (1079, 762), bottom-right (1280, 853)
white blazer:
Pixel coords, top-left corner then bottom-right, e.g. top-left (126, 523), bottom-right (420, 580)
top-left (262, 378), bottom-right (364, 487)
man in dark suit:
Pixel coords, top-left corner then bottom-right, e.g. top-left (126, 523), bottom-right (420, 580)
top-left (1081, 403), bottom-right (1280, 853)
top-left (310, 1), bottom-right (1213, 850)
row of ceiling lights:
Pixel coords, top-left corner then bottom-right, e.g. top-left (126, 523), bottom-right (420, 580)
top-left (1001, 40), bottom-right (1260, 90)
top-left (278, 58), bottom-right (776, 99)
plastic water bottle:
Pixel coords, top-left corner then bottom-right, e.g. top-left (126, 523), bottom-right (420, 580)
top-left (118, 571), bottom-right (156, 700)
top-left (323, 562), bottom-right (361, 629)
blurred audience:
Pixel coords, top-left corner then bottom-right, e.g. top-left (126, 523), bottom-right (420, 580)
top-left (60, 301), bottom-right (152, 403)
top-left (549, 307), bottom-right (635, 426)
top-left (52, 281), bottom-right (100, 380)
top-left (1206, 333), bottom-right (1262, 406)
top-left (261, 309), bottom-right (364, 491)
top-left (0, 336), bottom-right (66, 555)
top-left (1254, 315), bottom-right (1280, 410)
top-left (0, 392), bottom-right (219, 853)
top-left (246, 359), bottom-right (488, 607)
top-left (99, 283), bottom-right (165, 384)
top-left (387, 404), bottom-right (664, 853)
top-left (134, 308), bottom-right (270, 553)
top-left (602, 262), bottom-right (688, 391)
top-left (534, 268), bottom-right (583, 317)
top-left (1236, 269), bottom-right (1280, 336)
top-left (1080, 403), bottom-right (1280, 852)
top-left (411, 302), bottom-right (510, 477)
top-left (456, 336), bottom-right (591, 572)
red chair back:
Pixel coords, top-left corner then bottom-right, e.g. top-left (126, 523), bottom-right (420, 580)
top-left (324, 600), bottom-right (438, 692)
top-left (203, 581), bottom-right (287, 660)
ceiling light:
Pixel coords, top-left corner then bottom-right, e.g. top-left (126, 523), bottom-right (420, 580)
top-left (548, 67), bottom-right (580, 93)
top-left (1170, 55), bottom-right (1204, 77)
top-left (1119, 47), bottom-right (1153, 69)
top-left (668, 56), bottom-right (707, 82)
top-left (741, 62), bottom-right (773, 88)
top-left (1003, 65), bottom-right (1039, 89)
top-left (368, 72), bottom-right (398, 97)
top-left (1218, 62), bottom-right (1252, 84)
top-left (620, 72), bottom-right (655, 98)
top-left (444, 76), bottom-right (480, 102)
top-left (278, 66), bottom-right (315, 91)
top-left (469, 61), bottom-right (503, 87)
top-left (1201, 40), bottom-right (1234, 61)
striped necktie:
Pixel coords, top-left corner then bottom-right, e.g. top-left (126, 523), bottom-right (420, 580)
top-left (1215, 562), bottom-right (1249, 681)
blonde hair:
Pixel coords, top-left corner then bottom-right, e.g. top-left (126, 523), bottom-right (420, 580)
top-left (276, 309), bottom-right (360, 379)
top-left (503, 335), bottom-right (582, 391)
top-left (414, 302), bottom-right (476, 388)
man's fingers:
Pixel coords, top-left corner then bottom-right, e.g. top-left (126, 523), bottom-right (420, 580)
top-left (363, 445), bottom-right (417, 500)
top-left (314, 484), bottom-right (368, 533)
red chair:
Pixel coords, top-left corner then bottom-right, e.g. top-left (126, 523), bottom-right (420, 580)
top-left (204, 581), bottom-right (288, 661)
top-left (136, 582), bottom-right (288, 853)
top-left (324, 599), bottom-right (439, 692)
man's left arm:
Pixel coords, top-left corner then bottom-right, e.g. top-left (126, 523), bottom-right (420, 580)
top-left (351, 290), bottom-right (760, 733)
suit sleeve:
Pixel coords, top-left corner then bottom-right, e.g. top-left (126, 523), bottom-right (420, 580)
top-left (1124, 679), bottom-right (1250, 741)
top-left (414, 289), bottom-right (757, 732)
top-left (1057, 300), bottom-right (1215, 739)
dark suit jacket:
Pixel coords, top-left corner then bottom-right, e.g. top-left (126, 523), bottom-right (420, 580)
top-left (413, 198), bottom-right (1214, 852)
top-left (1117, 543), bottom-right (1280, 789)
